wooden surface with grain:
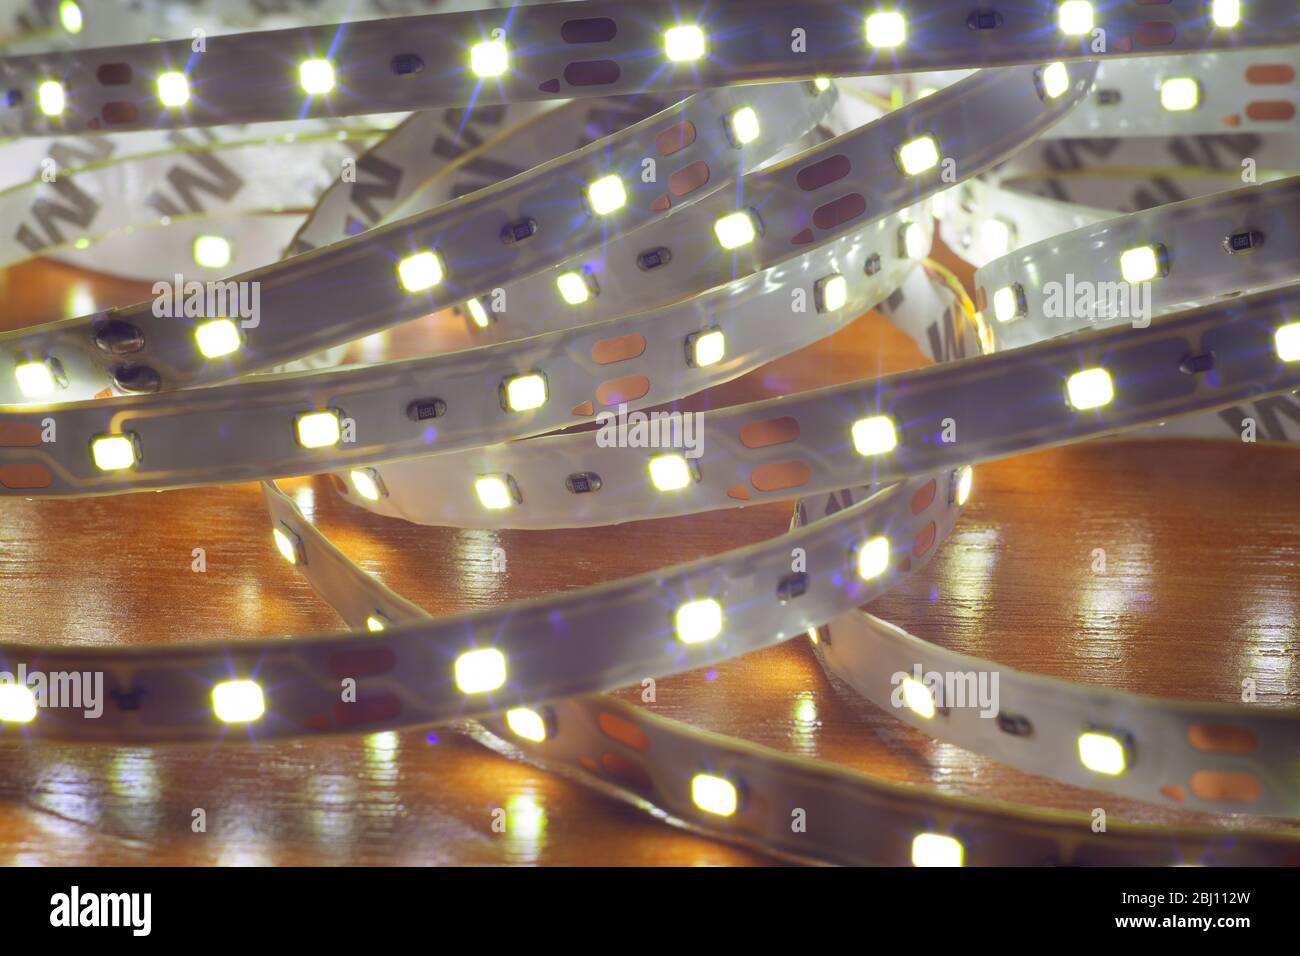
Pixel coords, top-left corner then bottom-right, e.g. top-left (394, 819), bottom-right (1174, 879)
top-left (0, 245), bottom-right (1296, 866)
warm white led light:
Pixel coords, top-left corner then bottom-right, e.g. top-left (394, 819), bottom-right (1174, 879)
top-left (212, 679), bottom-right (265, 723)
top-left (1041, 61), bottom-right (1070, 99)
top-left (15, 360), bottom-right (57, 397)
top-left (586, 174), bottom-right (626, 215)
top-left (556, 271), bottom-right (592, 305)
top-left (397, 250), bottom-right (444, 292)
top-left (865, 11), bottom-right (907, 48)
top-left (1120, 245), bottom-right (1164, 283)
top-left (901, 676), bottom-right (936, 719)
top-left (957, 466), bottom-right (974, 507)
top-left (470, 39), bottom-right (509, 78)
top-left (690, 329), bottom-right (725, 367)
top-left (295, 410), bottom-right (342, 448)
top-left (992, 286), bottom-right (1022, 323)
top-left (1067, 368), bottom-right (1114, 410)
top-left (817, 274), bottom-right (848, 313)
top-left (1212, 0), bottom-right (1241, 28)
top-left (455, 648), bottom-right (507, 694)
top-left (365, 615), bottom-right (386, 632)
top-left (979, 218), bottom-right (1014, 255)
top-left (59, 0), bottom-right (82, 34)
top-left (157, 71), bottom-right (190, 107)
top-left (664, 25), bottom-right (706, 62)
top-left (649, 454), bottom-right (693, 491)
top-left (506, 707), bottom-right (547, 742)
top-left (714, 211), bottom-right (757, 250)
top-left (475, 475), bottom-right (516, 510)
top-left (912, 833), bottom-right (964, 867)
top-left (504, 373), bottom-right (548, 412)
top-left (193, 234), bottom-right (232, 269)
top-left (1057, 0), bottom-right (1094, 35)
top-left (813, 77), bottom-right (831, 92)
top-left (1275, 322), bottom-right (1300, 362)
top-left (273, 527), bottom-right (299, 564)
top-left (676, 599), bottom-right (722, 645)
top-left (195, 318), bottom-right (241, 358)
top-left (729, 106), bottom-right (760, 145)
top-left (857, 536), bottom-right (890, 581)
top-left (0, 684), bottom-right (37, 723)
top-left (902, 221), bottom-right (926, 259)
top-left (691, 773), bottom-right (738, 816)
top-left (38, 80), bottom-right (65, 117)
top-left (1160, 77), bottom-right (1200, 112)
top-left (897, 136), bottom-right (939, 176)
top-left (1078, 731), bottom-right (1127, 775)
top-left (851, 415), bottom-right (898, 456)
top-left (466, 298), bottom-right (490, 328)
top-left (299, 58), bottom-right (335, 95)
top-left (91, 434), bottom-right (136, 471)
top-left (350, 469), bottom-right (382, 502)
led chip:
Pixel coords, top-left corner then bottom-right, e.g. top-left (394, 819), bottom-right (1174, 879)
top-left (365, 614), bottom-right (387, 632)
top-left (729, 106), bottom-right (760, 145)
top-left (1160, 77), bottom-right (1200, 112)
top-left (714, 210), bottom-right (758, 250)
top-left (455, 648), bottom-right (507, 694)
top-left (1275, 322), bottom-right (1300, 362)
top-left (15, 359), bottom-right (60, 397)
top-left (157, 71), bottom-right (190, 107)
top-left (1058, 0), bottom-right (1094, 36)
top-left (691, 773), bottom-right (738, 816)
top-left (979, 218), bottom-right (1014, 255)
top-left (664, 25), bottom-right (706, 62)
top-left (649, 454), bottom-right (694, 491)
top-left (1066, 368), bottom-right (1114, 410)
top-left (901, 676), bottom-right (936, 719)
top-left (1120, 244), bottom-right (1166, 283)
top-left (295, 410), bottom-right (342, 448)
top-left (857, 536), bottom-right (890, 581)
top-left (466, 298), bottom-right (491, 328)
top-left (59, 0), bottom-right (82, 34)
top-left (273, 526), bottom-right (301, 565)
top-left (1211, 0), bottom-right (1241, 28)
top-left (912, 833), bottom-right (964, 867)
top-left (851, 415), bottom-right (897, 456)
top-left (349, 468), bottom-right (383, 502)
top-left (1078, 730), bottom-right (1128, 775)
top-left (676, 598), bottom-right (722, 644)
top-left (586, 174), bottom-right (627, 216)
top-left (397, 251), bottom-right (444, 292)
top-left (506, 707), bottom-right (547, 743)
top-left (956, 466), bottom-right (973, 506)
top-left (897, 135), bottom-right (939, 176)
top-left (299, 58), bottom-right (335, 95)
top-left (901, 221), bottom-right (927, 259)
top-left (470, 39), bottom-right (509, 78)
top-left (212, 679), bottom-right (266, 723)
top-left (38, 80), bottom-right (66, 117)
top-left (91, 434), bottom-right (137, 471)
top-left (193, 234), bottom-right (232, 269)
top-left (1040, 61), bottom-right (1070, 99)
top-left (503, 373), bottom-right (548, 412)
top-left (817, 274), bottom-right (848, 313)
top-left (475, 475), bottom-right (518, 510)
top-left (865, 11), bottom-right (907, 48)
top-left (0, 684), bottom-right (37, 723)
top-left (992, 285), bottom-right (1025, 323)
top-left (687, 328), bottom-right (725, 367)
top-left (556, 270), bottom-right (594, 305)
top-left (195, 318), bottom-right (241, 358)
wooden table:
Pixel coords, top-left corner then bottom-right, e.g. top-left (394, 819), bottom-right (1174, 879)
top-left (0, 247), bottom-right (1296, 865)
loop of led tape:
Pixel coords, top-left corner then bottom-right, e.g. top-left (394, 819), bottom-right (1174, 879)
top-left (0, 1), bottom-right (1298, 866)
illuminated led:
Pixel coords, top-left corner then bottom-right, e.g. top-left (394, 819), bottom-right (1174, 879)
top-left (475, 475), bottom-right (517, 510)
top-left (470, 39), bottom-right (509, 78)
top-left (157, 71), bottom-right (190, 107)
top-left (1078, 731), bottom-right (1127, 775)
top-left (689, 329), bottom-right (725, 367)
top-left (0, 684), bottom-right (37, 723)
top-left (299, 58), bottom-right (335, 95)
top-left (365, 615), bottom-right (386, 632)
top-left (979, 218), bottom-right (1014, 255)
top-left (813, 77), bottom-right (831, 92)
top-left (1160, 77), bottom-right (1200, 112)
top-left (466, 298), bottom-right (491, 328)
top-left (664, 25), bottom-right (706, 62)
top-left (901, 221), bottom-right (927, 259)
top-left (273, 527), bottom-right (300, 564)
top-left (504, 373), bottom-right (548, 412)
top-left (691, 773), bottom-right (738, 816)
top-left (397, 250), bottom-right (444, 292)
top-left (901, 676), bottom-right (936, 719)
top-left (1211, 0), bottom-right (1241, 28)
top-left (714, 210), bottom-right (758, 250)
top-left (956, 466), bottom-right (973, 506)
top-left (729, 106), bottom-right (761, 145)
top-left (1057, 0), bottom-right (1094, 36)
top-left (807, 626), bottom-right (819, 645)
top-left (992, 285), bottom-right (1023, 323)
top-left (91, 434), bottom-right (136, 471)
top-left (193, 234), bottom-right (232, 269)
top-left (38, 80), bottom-right (65, 117)
top-left (15, 360), bottom-right (57, 397)
top-left (454, 648), bottom-right (507, 694)
top-left (1066, 368), bottom-right (1114, 410)
top-left (1120, 244), bottom-right (1165, 283)
top-left (506, 707), bottom-right (547, 743)
top-left (1041, 61), bottom-right (1070, 99)
top-left (59, 1), bottom-right (82, 34)
top-left (195, 318), bottom-right (241, 358)
top-left (912, 833), bottom-right (964, 867)
top-left (649, 454), bottom-right (694, 491)
top-left (857, 536), bottom-right (890, 581)
top-left (676, 598), bottom-right (722, 644)
top-left (851, 415), bottom-right (897, 456)
top-left (295, 410), bottom-right (342, 448)
top-left (350, 469), bottom-right (382, 502)
top-left (817, 274), bottom-right (848, 313)
top-left (586, 174), bottom-right (626, 215)
top-left (1275, 322), bottom-right (1300, 362)
top-left (212, 679), bottom-right (265, 723)
top-left (897, 136), bottom-right (939, 176)
top-left (865, 11), bottom-right (907, 48)
top-left (556, 271), bottom-right (593, 305)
